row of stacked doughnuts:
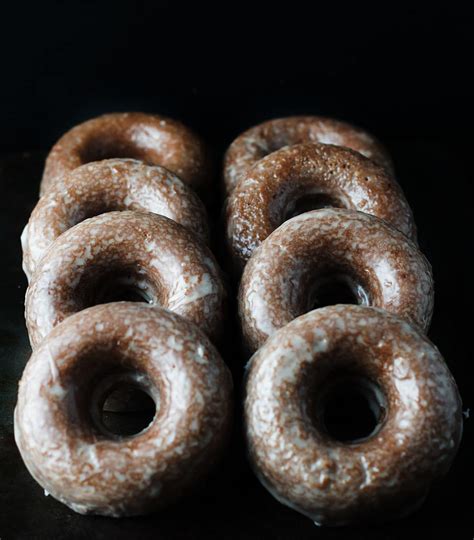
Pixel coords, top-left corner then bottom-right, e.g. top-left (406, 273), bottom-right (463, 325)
top-left (223, 118), bottom-right (462, 525)
top-left (22, 115), bottom-right (226, 342)
top-left (14, 113), bottom-right (462, 525)
top-left (16, 113), bottom-right (233, 516)
top-left (223, 120), bottom-right (434, 364)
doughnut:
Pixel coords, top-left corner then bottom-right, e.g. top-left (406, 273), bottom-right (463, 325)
top-left (15, 302), bottom-right (233, 516)
top-left (22, 158), bottom-right (209, 280)
top-left (226, 143), bottom-right (416, 272)
top-left (224, 116), bottom-right (394, 194)
top-left (244, 305), bottom-right (462, 526)
top-left (40, 112), bottom-right (211, 196)
top-left (25, 211), bottom-right (226, 348)
top-left (239, 208), bottom-right (432, 353)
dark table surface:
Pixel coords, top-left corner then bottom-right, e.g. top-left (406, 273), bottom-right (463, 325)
top-left (0, 138), bottom-right (472, 539)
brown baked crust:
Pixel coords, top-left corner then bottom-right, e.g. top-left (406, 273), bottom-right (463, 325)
top-left (244, 305), bottom-right (462, 526)
top-left (25, 211), bottom-right (226, 348)
top-left (239, 209), bottom-right (433, 353)
top-left (224, 116), bottom-right (394, 194)
top-left (22, 158), bottom-right (209, 280)
top-left (15, 303), bottom-right (233, 516)
top-left (40, 112), bottom-right (212, 195)
top-left (226, 143), bottom-right (415, 273)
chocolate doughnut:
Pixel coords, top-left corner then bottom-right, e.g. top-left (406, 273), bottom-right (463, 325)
top-left (239, 209), bottom-right (432, 353)
top-left (40, 112), bottom-right (211, 195)
top-left (15, 303), bottom-right (233, 517)
top-left (25, 211), bottom-right (226, 348)
top-left (22, 158), bottom-right (209, 280)
top-left (224, 116), bottom-right (393, 194)
top-left (244, 305), bottom-right (462, 526)
top-left (227, 143), bottom-right (416, 272)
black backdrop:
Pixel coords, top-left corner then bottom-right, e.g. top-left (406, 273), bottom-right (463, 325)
top-left (1, 3), bottom-right (472, 153)
top-left (0, 2), bottom-right (472, 539)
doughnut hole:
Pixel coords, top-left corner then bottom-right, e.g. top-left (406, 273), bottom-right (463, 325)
top-left (284, 192), bottom-right (346, 220)
top-left (318, 375), bottom-right (386, 443)
top-left (67, 199), bottom-right (128, 227)
top-left (253, 139), bottom-right (285, 160)
top-left (79, 134), bottom-right (153, 165)
top-left (60, 350), bottom-right (162, 440)
top-left (303, 356), bottom-right (387, 444)
top-left (270, 185), bottom-right (351, 229)
top-left (93, 374), bottom-right (158, 438)
top-left (74, 262), bottom-right (163, 309)
top-left (306, 272), bottom-right (371, 310)
top-left (291, 265), bottom-right (372, 316)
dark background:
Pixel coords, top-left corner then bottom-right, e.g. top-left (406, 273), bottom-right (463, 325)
top-left (0, 2), bottom-right (472, 539)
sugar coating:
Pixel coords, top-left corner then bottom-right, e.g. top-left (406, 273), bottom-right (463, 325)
top-left (239, 208), bottom-right (433, 353)
top-left (40, 112), bottom-right (211, 196)
top-left (22, 159), bottom-right (209, 280)
top-left (226, 143), bottom-right (416, 272)
top-left (15, 303), bottom-right (233, 516)
top-left (244, 305), bottom-right (462, 526)
top-left (223, 116), bottom-right (394, 194)
top-left (25, 211), bottom-right (226, 348)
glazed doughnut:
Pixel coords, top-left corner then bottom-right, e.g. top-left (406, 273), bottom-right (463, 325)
top-left (40, 112), bottom-right (211, 195)
top-left (15, 303), bottom-right (233, 517)
top-left (25, 211), bottom-right (226, 348)
top-left (239, 209), bottom-right (432, 353)
top-left (22, 158), bottom-right (209, 280)
top-left (244, 305), bottom-right (462, 526)
top-left (224, 116), bottom-right (394, 194)
top-left (227, 143), bottom-right (416, 272)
